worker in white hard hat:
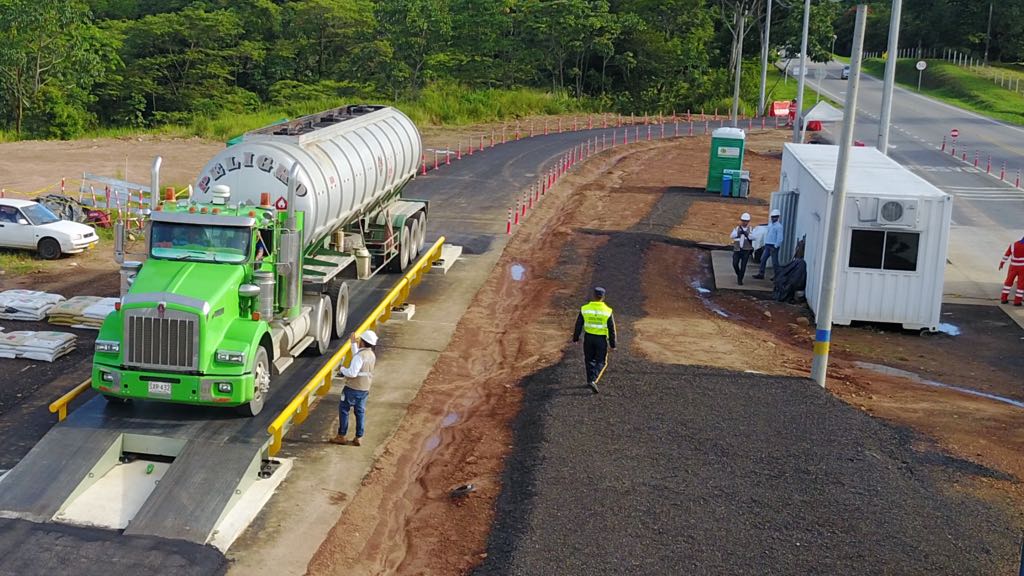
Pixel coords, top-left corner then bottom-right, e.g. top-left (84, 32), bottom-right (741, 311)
top-left (730, 213), bottom-right (755, 285)
top-left (754, 209), bottom-right (784, 280)
top-left (330, 330), bottom-right (378, 446)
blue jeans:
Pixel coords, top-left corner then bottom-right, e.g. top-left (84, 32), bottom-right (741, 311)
top-left (759, 244), bottom-right (780, 277)
top-left (338, 387), bottom-right (369, 438)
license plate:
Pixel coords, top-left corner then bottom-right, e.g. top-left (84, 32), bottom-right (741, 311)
top-left (148, 381), bottom-right (172, 395)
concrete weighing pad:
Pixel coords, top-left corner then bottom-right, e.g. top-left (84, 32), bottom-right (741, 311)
top-left (710, 250), bottom-right (775, 292)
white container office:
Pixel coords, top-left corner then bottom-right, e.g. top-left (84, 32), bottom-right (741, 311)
top-left (779, 144), bottom-right (952, 331)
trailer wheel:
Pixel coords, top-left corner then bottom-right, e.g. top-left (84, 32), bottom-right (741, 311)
top-left (329, 280), bottom-right (350, 340)
top-left (313, 296), bottom-right (332, 355)
top-left (408, 218), bottom-right (421, 261)
top-left (398, 222), bottom-right (412, 271)
top-left (237, 346), bottom-right (270, 417)
top-left (415, 212), bottom-right (427, 254)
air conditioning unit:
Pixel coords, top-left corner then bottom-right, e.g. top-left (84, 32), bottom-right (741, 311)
top-left (876, 198), bottom-right (918, 226)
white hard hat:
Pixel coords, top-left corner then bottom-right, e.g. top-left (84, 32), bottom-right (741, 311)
top-left (770, 209), bottom-right (781, 217)
top-left (359, 330), bottom-right (378, 346)
top-left (740, 212), bottom-right (751, 221)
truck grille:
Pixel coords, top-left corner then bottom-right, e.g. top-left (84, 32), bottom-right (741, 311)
top-left (124, 309), bottom-right (199, 371)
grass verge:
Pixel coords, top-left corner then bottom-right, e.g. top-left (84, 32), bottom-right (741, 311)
top-left (861, 59), bottom-right (1024, 125)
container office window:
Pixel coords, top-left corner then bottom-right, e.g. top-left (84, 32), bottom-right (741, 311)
top-left (849, 230), bottom-right (920, 272)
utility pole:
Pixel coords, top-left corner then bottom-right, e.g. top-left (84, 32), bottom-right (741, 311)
top-left (732, 6), bottom-right (746, 126)
top-left (758, 0), bottom-right (773, 117)
top-left (877, 0), bottom-right (903, 155)
top-left (984, 1), bottom-right (993, 64)
top-left (811, 4), bottom-right (868, 388)
top-left (792, 0), bottom-right (811, 144)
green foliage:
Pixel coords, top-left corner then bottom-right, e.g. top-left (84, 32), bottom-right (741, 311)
top-left (862, 58), bottom-right (1024, 125)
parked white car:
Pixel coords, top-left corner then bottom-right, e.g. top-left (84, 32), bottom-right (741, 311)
top-left (0, 198), bottom-right (99, 259)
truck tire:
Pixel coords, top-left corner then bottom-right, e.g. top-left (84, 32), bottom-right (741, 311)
top-left (329, 280), bottom-right (350, 340)
top-left (313, 295), bottom-right (332, 355)
top-left (415, 212), bottom-right (427, 254)
top-left (237, 346), bottom-right (270, 417)
top-left (37, 237), bottom-right (62, 260)
top-left (398, 222), bottom-right (412, 271)
top-left (408, 218), bottom-right (421, 261)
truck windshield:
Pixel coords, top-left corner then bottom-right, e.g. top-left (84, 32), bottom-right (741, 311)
top-left (22, 203), bottom-right (60, 225)
top-left (150, 222), bottom-right (250, 263)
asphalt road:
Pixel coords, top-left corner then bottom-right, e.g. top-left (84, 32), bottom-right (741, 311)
top-left (797, 60), bottom-right (1024, 300)
top-left (475, 184), bottom-right (1020, 575)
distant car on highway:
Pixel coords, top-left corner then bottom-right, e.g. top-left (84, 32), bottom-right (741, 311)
top-left (0, 198), bottom-right (99, 259)
top-left (841, 65), bottom-right (850, 80)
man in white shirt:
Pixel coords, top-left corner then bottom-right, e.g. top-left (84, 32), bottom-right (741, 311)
top-left (730, 212), bottom-right (755, 285)
top-left (754, 209), bottom-right (783, 280)
top-left (330, 330), bottom-right (378, 446)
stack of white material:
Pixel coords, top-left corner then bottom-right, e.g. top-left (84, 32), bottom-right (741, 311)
top-left (48, 296), bottom-right (117, 329)
top-left (0, 290), bottom-right (66, 321)
top-left (80, 298), bottom-right (118, 329)
top-left (0, 331), bottom-right (76, 362)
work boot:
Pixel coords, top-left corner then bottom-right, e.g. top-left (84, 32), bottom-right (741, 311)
top-left (351, 436), bottom-right (362, 446)
top-left (587, 381), bottom-right (599, 394)
top-left (329, 435), bottom-right (348, 445)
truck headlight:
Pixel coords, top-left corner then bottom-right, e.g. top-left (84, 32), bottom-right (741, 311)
top-left (101, 371), bottom-right (115, 382)
top-left (216, 382), bottom-right (233, 393)
top-left (216, 350), bottom-right (246, 364)
top-left (96, 340), bottom-right (120, 353)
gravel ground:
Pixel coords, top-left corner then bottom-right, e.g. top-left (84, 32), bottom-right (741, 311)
top-left (475, 213), bottom-right (1020, 574)
top-left (0, 518), bottom-right (227, 576)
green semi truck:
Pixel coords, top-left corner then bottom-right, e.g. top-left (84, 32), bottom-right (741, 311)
top-left (92, 105), bottom-right (428, 416)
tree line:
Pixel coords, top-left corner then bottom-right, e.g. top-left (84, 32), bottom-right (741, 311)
top-left (0, 1), bottom-right (1018, 140)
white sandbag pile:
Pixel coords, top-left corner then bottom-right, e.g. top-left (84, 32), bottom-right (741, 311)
top-left (0, 290), bottom-right (66, 321)
top-left (0, 330), bottom-right (76, 362)
top-left (48, 296), bottom-right (118, 329)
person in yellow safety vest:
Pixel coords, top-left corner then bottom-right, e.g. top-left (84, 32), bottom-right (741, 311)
top-left (572, 287), bottom-right (617, 394)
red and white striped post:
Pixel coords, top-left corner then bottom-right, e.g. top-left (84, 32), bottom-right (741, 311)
top-left (661, 123), bottom-right (665, 139)
top-left (433, 150), bottom-right (439, 170)
top-left (507, 209), bottom-right (513, 234)
top-left (421, 154), bottom-right (427, 175)
top-left (479, 135), bottom-right (485, 152)
top-left (689, 122), bottom-right (694, 136)
top-left (1016, 169), bottom-right (1021, 188)
top-left (974, 151), bottom-right (979, 167)
top-left (446, 150), bottom-right (452, 166)
top-left (457, 142), bottom-right (463, 160)
top-left (527, 188), bottom-right (533, 210)
top-left (635, 126), bottom-right (640, 142)
top-left (535, 183), bottom-right (540, 203)
top-left (515, 199), bottom-right (520, 225)
top-left (962, 151), bottom-right (967, 161)
top-left (490, 130), bottom-right (495, 148)
top-left (647, 125), bottom-right (652, 141)
top-left (468, 139), bottom-right (474, 156)
top-left (1000, 161), bottom-right (1006, 180)
top-left (704, 120), bottom-right (709, 135)
top-left (521, 191), bottom-right (528, 215)
top-left (987, 155), bottom-right (992, 173)
top-left (687, 109), bottom-right (692, 122)
top-left (940, 136), bottom-right (946, 151)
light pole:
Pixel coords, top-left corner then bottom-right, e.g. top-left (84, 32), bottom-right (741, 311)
top-left (878, 0), bottom-right (903, 156)
top-left (792, 0), bottom-right (811, 144)
top-left (758, 0), bottom-right (774, 117)
top-left (830, 34), bottom-right (838, 60)
top-left (984, 2), bottom-right (993, 64)
top-left (811, 3), bottom-right (869, 388)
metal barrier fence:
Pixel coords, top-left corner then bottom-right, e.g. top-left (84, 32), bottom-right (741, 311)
top-left (50, 378), bottom-right (92, 422)
top-left (266, 236), bottom-right (447, 456)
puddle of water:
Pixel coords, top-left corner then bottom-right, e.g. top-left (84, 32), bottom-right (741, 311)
top-left (442, 412), bottom-right (460, 427)
top-left (510, 263), bottom-right (526, 282)
top-left (855, 361), bottom-right (1024, 409)
top-left (690, 280), bottom-right (711, 295)
top-left (936, 323), bottom-right (961, 336)
top-left (424, 434), bottom-right (441, 451)
top-left (714, 309), bottom-right (730, 318)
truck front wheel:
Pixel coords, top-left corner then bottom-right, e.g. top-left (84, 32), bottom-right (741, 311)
top-left (237, 346), bottom-right (271, 417)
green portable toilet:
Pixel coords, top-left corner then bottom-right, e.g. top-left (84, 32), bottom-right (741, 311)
top-left (706, 127), bottom-right (746, 193)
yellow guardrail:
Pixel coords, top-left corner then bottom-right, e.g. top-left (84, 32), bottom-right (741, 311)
top-left (50, 378), bottom-right (93, 422)
top-left (266, 236), bottom-right (447, 456)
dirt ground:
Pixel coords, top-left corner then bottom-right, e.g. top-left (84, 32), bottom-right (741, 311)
top-left (307, 129), bottom-right (1024, 574)
top-left (1, 125), bottom-right (1022, 572)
